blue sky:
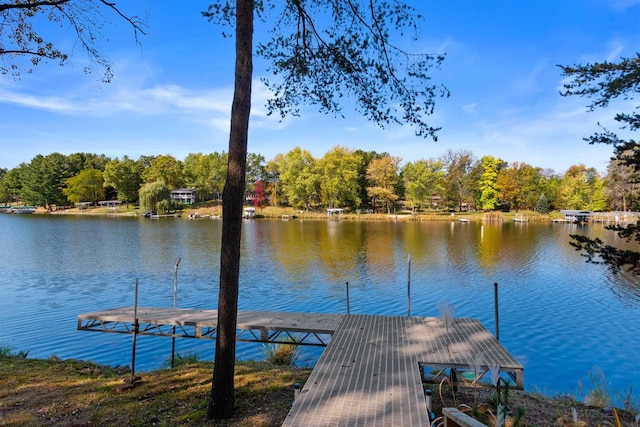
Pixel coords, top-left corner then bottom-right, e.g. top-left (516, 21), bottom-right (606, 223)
top-left (1, 0), bottom-right (639, 174)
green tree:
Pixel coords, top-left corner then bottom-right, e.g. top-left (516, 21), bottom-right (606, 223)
top-left (0, 164), bottom-right (25, 204)
top-left (183, 152), bottom-right (228, 201)
top-left (141, 154), bottom-right (184, 189)
top-left (138, 181), bottom-right (171, 214)
top-left (280, 147), bottom-right (319, 210)
top-left (539, 170), bottom-right (562, 211)
top-left (477, 155), bottom-right (505, 211)
top-left (63, 169), bottom-right (105, 205)
top-left (557, 165), bottom-right (599, 210)
top-left (402, 158), bottom-right (444, 212)
top-left (210, 152), bottom-right (229, 201)
top-left (67, 153), bottom-right (110, 175)
top-left (245, 152), bottom-right (266, 192)
top-left (366, 156), bottom-right (401, 214)
top-left (264, 154), bottom-right (284, 207)
top-left (536, 193), bottom-right (550, 214)
top-left (354, 150), bottom-right (387, 210)
top-left (560, 53), bottom-right (640, 274)
top-left (103, 156), bottom-right (143, 207)
top-left (20, 153), bottom-right (71, 209)
top-left (203, 1), bottom-right (447, 419)
top-left (441, 149), bottom-right (475, 211)
top-left (318, 146), bottom-right (363, 209)
top-left (0, 167), bottom-right (15, 203)
top-left (591, 176), bottom-right (609, 212)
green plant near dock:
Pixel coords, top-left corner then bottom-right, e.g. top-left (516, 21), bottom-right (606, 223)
top-left (163, 350), bottom-right (201, 368)
top-left (261, 338), bottom-right (301, 366)
top-left (0, 345), bottom-right (28, 359)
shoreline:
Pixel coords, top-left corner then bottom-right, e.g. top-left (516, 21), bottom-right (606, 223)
top-left (20, 204), bottom-right (561, 223)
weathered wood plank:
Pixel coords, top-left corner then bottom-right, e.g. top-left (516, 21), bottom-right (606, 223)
top-left (283, 315), bottom-right (431, 427)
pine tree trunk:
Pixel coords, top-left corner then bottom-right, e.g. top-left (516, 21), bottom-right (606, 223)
top-left (207, 0), bottom-right (253, 420)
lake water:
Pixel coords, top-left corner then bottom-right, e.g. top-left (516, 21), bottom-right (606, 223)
top-left (0, 214), bottom-right (639, 399)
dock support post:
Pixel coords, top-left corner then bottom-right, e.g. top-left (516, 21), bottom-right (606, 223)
top-left (494, 282), bottom-right (499, 341)
top-left (346, 281), bottom-right (350, 315)
top-left (130, 278), bottom-right (139, 384)
top-left (171, 257), bottom-right (181, 368)
top-left (407, 253), bottom-right (412, 316)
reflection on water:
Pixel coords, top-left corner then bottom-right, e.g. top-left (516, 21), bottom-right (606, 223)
top-left (0, 214), bottom-right (639, 397)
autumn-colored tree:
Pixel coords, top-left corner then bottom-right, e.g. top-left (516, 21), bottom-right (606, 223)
top-left (141, 154), bottom-right (184, 189)
top-left (253, 180), bottom-right (267, 209)
top-left (366, 156), bottom-right (401, 214)
top-left (497, 162), bottom-right (542, 211)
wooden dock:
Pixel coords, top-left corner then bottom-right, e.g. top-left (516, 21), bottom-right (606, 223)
top-left (283, 314), bottom-right (522, 426)
top-left (77, 308), bottom-right (523, 426)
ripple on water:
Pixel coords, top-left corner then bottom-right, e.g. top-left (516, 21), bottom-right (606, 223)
top-left (1, 217), bottom-right (639, 398)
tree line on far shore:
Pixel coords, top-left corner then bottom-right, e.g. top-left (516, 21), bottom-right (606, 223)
top-left (0, 146), bottom-right (635, 214)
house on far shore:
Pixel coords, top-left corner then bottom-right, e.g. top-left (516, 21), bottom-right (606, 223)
top-left (171, 188), bottom-right (198, 205)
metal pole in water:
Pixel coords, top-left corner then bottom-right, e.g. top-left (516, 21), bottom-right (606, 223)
top-left (494, 282), bottom-right (500, 341)
top-left (131, 278), bottom-right (139, 384)
top-left (171, 257), bottom-right (181, 368)
top-left (346, 281), bottom-right (350, 315)
top-left (407, 253), bottom-right (412, 316)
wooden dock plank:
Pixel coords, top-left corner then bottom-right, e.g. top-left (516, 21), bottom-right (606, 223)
top-left (283, 315), bottom-right (430, 427)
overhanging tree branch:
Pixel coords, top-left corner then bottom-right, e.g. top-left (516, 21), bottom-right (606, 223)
top-left (0, 0), bottom-right (147, 81)
top-left (560, 53), bottom-right (640, 275)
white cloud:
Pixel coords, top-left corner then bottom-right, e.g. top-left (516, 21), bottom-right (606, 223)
top-left (463, 103), bottom-right (478, 116)
top-left (0, 75), bottom-right (293, 131)
top-left (608, 0), bottom-right (640, 11)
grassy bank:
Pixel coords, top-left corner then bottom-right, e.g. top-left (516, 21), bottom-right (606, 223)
top-left (1, 352), bottom-right (637, 426)
top-left (0, 354), bottom-right (310, 427)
